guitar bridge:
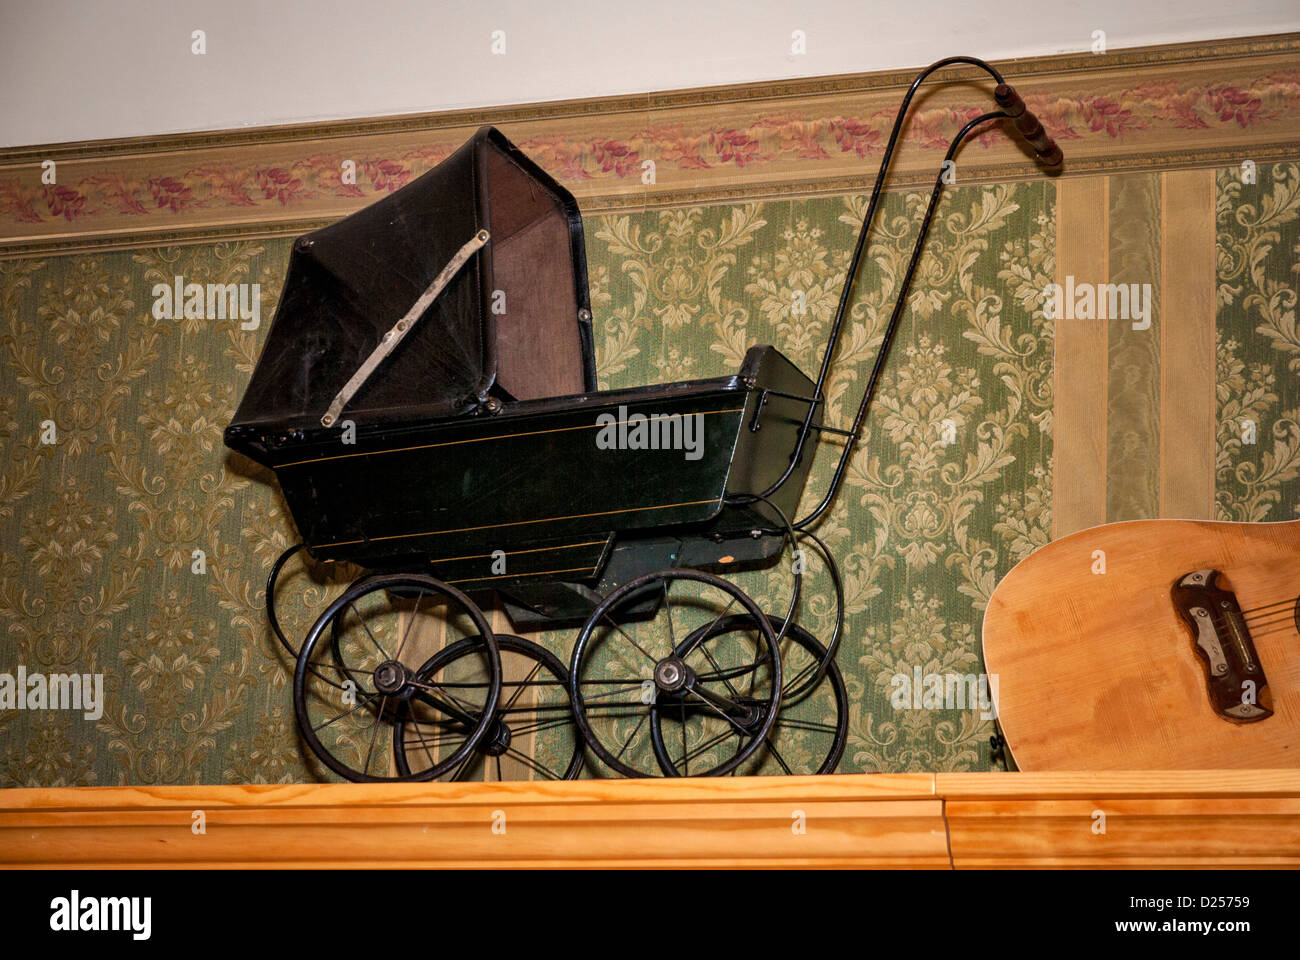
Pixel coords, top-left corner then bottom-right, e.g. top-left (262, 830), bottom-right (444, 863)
top-left (1171, 569), bottom-right (1272, 723)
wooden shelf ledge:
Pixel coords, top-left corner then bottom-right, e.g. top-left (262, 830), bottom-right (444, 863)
top-left (1, 771), bottom-right (1297, 869)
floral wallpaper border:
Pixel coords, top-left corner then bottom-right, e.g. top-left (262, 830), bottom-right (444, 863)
top-left (3, 33), bottom-right (1299, 254)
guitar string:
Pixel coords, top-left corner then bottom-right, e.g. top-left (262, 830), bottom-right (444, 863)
top-left (1206, 610), bottom-right (1258, 669)
top-left (1236, 594), bottom-right (1299, 618)
top-left (1207, 614), bottom-right (1296, 643)
top-left (1240, 625), bottom-right (1295, 642)
top-left (1201, 598), bottom-right (1294, 629)
top-left (1193, 591), bottom-right (1299, 666)
top-left (1241, 609), bottom-right (1298, 626)
top-left (1204, 605), bottom-right (1296, 657)
top-left (1209, 609), bottom-right (1296, 634)
top-left (1240, 608), bottom-right (1297, 623)
top-left (1240, 612), bottom-right (1298, 630)
top-left (1237, 606), bottom-right (1300, 621)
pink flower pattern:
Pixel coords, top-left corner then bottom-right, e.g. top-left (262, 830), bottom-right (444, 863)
top-left (0, 74), bottom-right (1295, 229)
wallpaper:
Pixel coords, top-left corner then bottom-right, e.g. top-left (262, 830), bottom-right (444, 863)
top-left (1215, 161), bottom-right (1300, 521)
top-left (0, 164), bottom-right (1290, 785)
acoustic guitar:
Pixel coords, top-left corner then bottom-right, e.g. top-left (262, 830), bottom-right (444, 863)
top-left (981, 519), bottom-right (1299, 769)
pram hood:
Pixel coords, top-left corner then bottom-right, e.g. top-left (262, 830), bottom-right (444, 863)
top-left (227, 126), bottom-right (595, 442)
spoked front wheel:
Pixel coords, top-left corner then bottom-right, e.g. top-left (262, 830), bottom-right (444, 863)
top-left (392, 634), bottom-right (583, 781)
top-left (569, 569), bottom-right (782, 778)
top-left (651, 614), bottom-right (847, 777)
top-left (292, 573), bottom-right (501, 782)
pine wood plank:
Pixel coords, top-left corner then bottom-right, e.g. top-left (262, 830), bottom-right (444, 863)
top-left (0, 775), bottom-right (948, 869)
top-left (4, 771), bottom-right (1299, 868)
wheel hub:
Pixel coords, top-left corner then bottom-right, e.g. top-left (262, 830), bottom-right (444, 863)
top-left (732, 699), bottom-right (766, 735)
top-left (654, 657), bottom-right (692, 693)
top-left (373, 659), bottom-right (409, 695)
top-left (480, 717), bottom-right (512, 757)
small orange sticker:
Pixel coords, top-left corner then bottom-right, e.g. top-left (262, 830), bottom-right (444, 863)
top-left (719, 555), bottom-right (735, 564)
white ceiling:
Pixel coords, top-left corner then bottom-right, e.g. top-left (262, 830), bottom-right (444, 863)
top-left (2, 0), bottom-right (1297, 148)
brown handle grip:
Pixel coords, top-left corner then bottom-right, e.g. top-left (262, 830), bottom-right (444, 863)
top-left (994, 83), bottom-right (1063, 167)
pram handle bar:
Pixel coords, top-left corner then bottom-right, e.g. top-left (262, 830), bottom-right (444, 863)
top-left (321, 229), bottom-right (491, 428)
top-left (994, 84), bottom-right (1063, 167)
top-left (748, 56), bottom-right (1063, 530)
top-left (792, 108), bottom-right (1013, 529)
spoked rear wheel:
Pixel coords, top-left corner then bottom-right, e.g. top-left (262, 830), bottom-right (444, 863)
top-left (651, 614), bottom-right (847, 776)
top-left (569, 570), bottom-right (781, 778)
top-left (392, 634), bottom-right (583, 781)
top-left (292, 573), bottom-right (501, 782)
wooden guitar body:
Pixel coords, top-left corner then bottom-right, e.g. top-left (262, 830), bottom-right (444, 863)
top-left (982, 519), bottom-right (1300, 769)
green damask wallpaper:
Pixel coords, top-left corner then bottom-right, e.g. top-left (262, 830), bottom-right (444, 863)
top-left (1216, 162), bottom-right (1300, 521)
top-left (0, 164), bottom-right (1293, 785)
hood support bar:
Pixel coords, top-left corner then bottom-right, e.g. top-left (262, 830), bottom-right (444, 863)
top-left (321, 228), bottom-right (491, 428)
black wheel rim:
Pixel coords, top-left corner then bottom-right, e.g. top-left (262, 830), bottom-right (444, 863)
top-left (393, 634), bottom-right (583, 781)
top-left (568, 569), bottom-right (781, 778)
top-left (292, 573), bottom-right (501, 782)
top-left (650, 613), bottom-right (847, 776)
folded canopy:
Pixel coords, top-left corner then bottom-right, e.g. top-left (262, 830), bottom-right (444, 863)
top-left (228, 126), bottom-right (596, 440)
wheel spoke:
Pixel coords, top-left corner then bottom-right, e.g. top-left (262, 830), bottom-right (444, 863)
top-left (311, 692), bottom-right (381, 733)
top-left (697, 596), bottom-right (738, 652)
top-left (361, 694), bottom-right (389, 777)
top-left (782, 658), bottom-right (818, 696)
top-left (506, 715), bottom-right (576, 738)
top-left (306, 657), bottom-right (366, 677)
top-left (402, 713), bottom-right (463, 732)
top-left (766, 737), bottom-right (794, 775)
top-left (585, 697), bottom-right (655, 712)
top-left (687, 680), bottom-right (750, 718)
top-left (686, 688), bottom-right (749, 738)
top-left (405, 676), bottom-right (485, 718)
top-left (675, 727), bottom-right (737, 768)
top-left (501, 657), bottom-right (544, 714)
top-left (575, 677), bottom-right (646, 685)
top-left (578, 684), bottom-right (650, 705)
top-left (696, 639), bottom-right (740, 699)
top-left (662, 580), bottom-right (677, 653)
top-left (496, 702), bottom-right (573, 718)
top-left (601, 612), bottom-right (659, 665)
top-left (744, 643), bottom-right (766, 698)
top-left (679, 698), bottom-right (688, 775)
top-left (401, 730), bottom-right (468, 749)
top-left (774, 718), bottom-right (839, 733)
top-left (401, 701), bottom-right (441, 772)
top-left (615, 712), bottom-right (649, 762)
top-left (349, 600), bottom-right (392, 662)
top-left (393, 591), bottom-right (424, 663)
top-left (450, 748), bottom-right (477, 782)
top-left (505, 746), bottom-right (563, 781)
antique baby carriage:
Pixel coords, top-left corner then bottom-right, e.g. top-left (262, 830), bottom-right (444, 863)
top-left (225, 57), bottom-right (1061, 782)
